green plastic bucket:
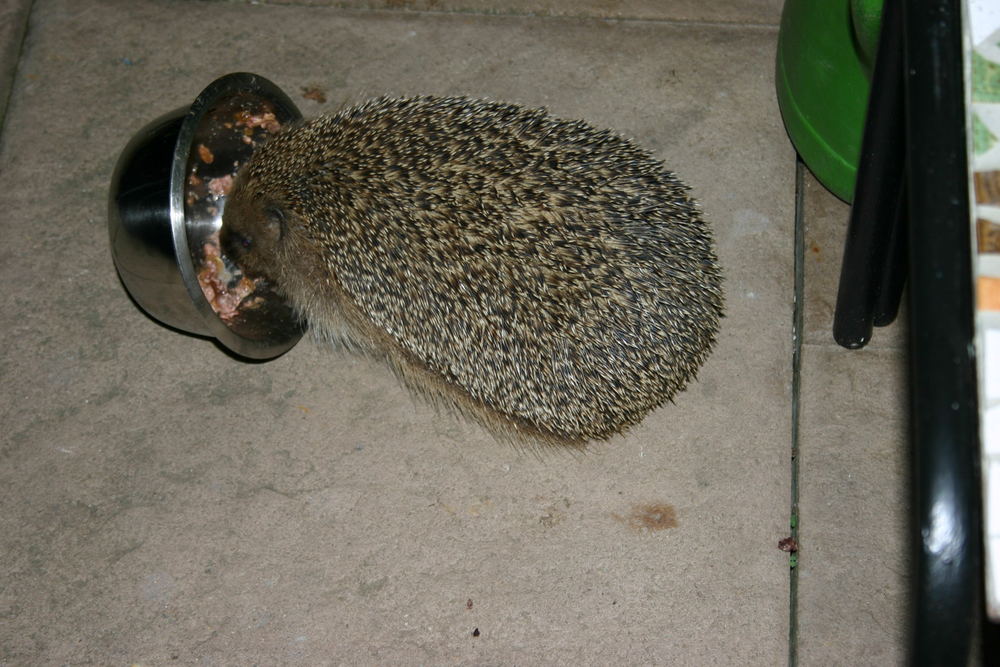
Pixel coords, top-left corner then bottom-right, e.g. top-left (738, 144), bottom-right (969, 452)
top-left (776, 0), bottom-right (884, 202)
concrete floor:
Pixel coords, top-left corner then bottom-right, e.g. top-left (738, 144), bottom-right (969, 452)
top-left (0, 0), bottom-right (910, 664)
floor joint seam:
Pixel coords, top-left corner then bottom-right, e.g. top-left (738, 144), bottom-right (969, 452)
top-left (789, 157), bottom-right (805, 667)
top-left (226, 1), bottom-right (781, 30)
top-left (0, 0), bottom-right (35, 141)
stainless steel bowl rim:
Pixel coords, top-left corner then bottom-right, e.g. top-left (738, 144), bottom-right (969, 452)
top-left (168, 72), bottom-right (304, 357)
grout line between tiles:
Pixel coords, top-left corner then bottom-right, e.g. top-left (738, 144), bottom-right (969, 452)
top-left (231, 1), bottom-right (780, 30)
top-left (789, 157), bottom-right (805, 667)
top-left (0, 0), bottom-right (35, 141)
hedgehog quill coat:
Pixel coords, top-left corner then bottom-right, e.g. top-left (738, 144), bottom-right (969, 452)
top-left (221, 96), bottom-right (723, 446)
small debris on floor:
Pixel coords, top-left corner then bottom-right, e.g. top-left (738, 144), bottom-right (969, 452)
top-left (472, 628), bottom-right (480, 637)
top-left (778, 537), bottom-right (799, 552)
top-left (302, 86), bottom-right (327, 103)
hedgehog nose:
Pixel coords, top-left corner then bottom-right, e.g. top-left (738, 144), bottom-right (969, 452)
top-left (219, 225), bottom-right (244, 260)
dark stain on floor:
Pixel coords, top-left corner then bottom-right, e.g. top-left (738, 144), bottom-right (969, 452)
top-left (614, 502), bottom-right (678, 532)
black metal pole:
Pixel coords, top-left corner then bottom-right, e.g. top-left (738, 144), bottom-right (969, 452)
top-left (872, 182), bottom-right (907, 327)
top-left (833, 0), bottom-right (906, 348)
top-left (903, 0), bottom-right (981, 662)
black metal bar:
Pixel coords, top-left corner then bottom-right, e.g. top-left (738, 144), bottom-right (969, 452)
top-left (833, 0), bottom-right (906, 349)
top-left (873, 181), bottom-right (908, 327)
top-left (902, 0), bottom-right (981, 662)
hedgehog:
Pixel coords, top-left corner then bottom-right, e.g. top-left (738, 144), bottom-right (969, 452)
top-left (220, 96), bottom-right (724, 446)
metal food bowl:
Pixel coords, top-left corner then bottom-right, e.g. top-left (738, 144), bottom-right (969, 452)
top-left (108, 72), bottom-right (305, 360)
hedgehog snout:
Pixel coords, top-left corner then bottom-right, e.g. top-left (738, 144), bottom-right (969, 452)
top-left (219, 219), bottom-right (251, 265)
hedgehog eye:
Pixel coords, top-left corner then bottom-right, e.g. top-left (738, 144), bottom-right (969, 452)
top-left (240, 236), bottom-right (252, 249)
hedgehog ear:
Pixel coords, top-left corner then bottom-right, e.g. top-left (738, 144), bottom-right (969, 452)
top-left (262, 203), bottom-right (289, 242)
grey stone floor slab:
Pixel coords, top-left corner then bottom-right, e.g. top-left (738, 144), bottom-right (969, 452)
top-left (795, 172), bottom-right (910, 664)
top-left (0, 0), bottom-right (792, 664)
top-left (261, 0), bottom-right (784, 25)
top-left (798, 345), bottom-right (909, 665)
top-left (796, 344), bottom-right (909, 665)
